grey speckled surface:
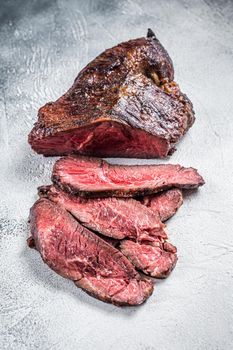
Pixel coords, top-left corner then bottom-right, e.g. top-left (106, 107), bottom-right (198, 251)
top-left (1, 0), bottom-right (233, 349)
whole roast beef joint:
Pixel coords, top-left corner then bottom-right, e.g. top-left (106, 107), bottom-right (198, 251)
top-left (28, 29), bottom-right (195, 159)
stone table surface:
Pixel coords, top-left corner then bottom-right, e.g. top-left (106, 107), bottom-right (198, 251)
top-left (1, 0), bottom-right (233, 349)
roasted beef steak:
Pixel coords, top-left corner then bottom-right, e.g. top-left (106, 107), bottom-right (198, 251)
top-left (38, 185), bottom-right (178, 279)
top-left (28, 29), bottom-right (194, 158)
top-left (141, 188), bottom-right (183, 221)
top-left (52, 156), bottom-right (205, 198)
top-left (29, 198), bottom-right (153, 306)
top-left (38, 185), bottom-right (167, 242)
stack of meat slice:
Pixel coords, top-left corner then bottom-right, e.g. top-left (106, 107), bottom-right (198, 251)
top-left (28, 156), bottom-right (204, 306)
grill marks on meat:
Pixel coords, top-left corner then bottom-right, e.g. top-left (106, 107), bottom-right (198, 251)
top-left (29, 198), bottom-right (153, 306)
top-left (28, 30), bottom-right (195, 158)
top-left (38, 185), bottom-right (167, 242)
top-left (52, 156), bottom-right (205, 198)
top-left (120, 239), bottom-right (177, 278)
top-left (141, 189), bottom-right (183, 221)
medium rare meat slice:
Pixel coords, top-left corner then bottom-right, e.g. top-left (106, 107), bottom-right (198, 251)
top-left (29, 198), bottom-right (153, 306)
top-left (38, 186), bottom-right (177, 279)
top-left (120, 239), bottom-right (177, 278)
top-left (52, 156), bottom-right (205, 198)
top-left (28, 29), bottom-right (195, 159)
top-left (141, 189), bottom-right (183, 221)
top-left (38, 185), bottom-right (167, 242)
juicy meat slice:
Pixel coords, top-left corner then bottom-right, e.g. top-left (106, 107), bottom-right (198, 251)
top-left (120, 239), bottom-right (177, 278)
top-left (38, 186), bottom-right (178, 279)
top-left (28, 29), bottom-right (195, 159)
top-left (29, 198), bottom-right (153, 306)
top-left (38, 185), bottom-right (167, 242)
top-left (52, 156), bottom-right (205, 198)
top-left (141, 188), bottom-right (183, 221)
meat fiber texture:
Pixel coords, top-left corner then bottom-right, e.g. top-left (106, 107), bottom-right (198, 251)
top-left (38, 185), bottom-right (179, 279)
top-left (38, 185), bottom-right (168, 242)
top-left (120, 240), bottom-right (177, 278)
top-left (28, 29), bottom-right (195, 159)
top-left (141, 188), bottom-right (183, 222)
top-left (52, 155), bottom-right (205, 198)
top-left (29, 198), bottom-right (153, 306)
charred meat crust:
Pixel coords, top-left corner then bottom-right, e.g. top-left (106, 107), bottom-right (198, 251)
top-left (27, 236), bottom-right (36, 249)
top-left (28, 30), bottom-right (195, 158)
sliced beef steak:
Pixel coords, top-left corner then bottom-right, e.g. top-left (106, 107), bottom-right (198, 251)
top-left (141, 188), bottom-right (183, 221)
top-left (38, 185), bottom-right (167, 242)
top-left (52, 156), bottom-right (205, 198)
top-left (28, 29), bottom-right (194, 159)
top-left (38, 186), bottom-right (177, 279)
top-left (29, 198), bottom-right (153, 306)
top-left (120, 239), bottom-right (177, 278)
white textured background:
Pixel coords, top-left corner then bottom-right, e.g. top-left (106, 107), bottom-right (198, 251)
top-left (1, 0), bottom-right (233, 349)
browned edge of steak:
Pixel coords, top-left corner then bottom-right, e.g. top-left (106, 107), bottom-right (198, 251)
top-left (52, 155), bottom-right (205, 198)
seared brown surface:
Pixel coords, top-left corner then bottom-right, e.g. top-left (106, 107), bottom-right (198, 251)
top-left (28, 29), bottom-right (195, 158)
